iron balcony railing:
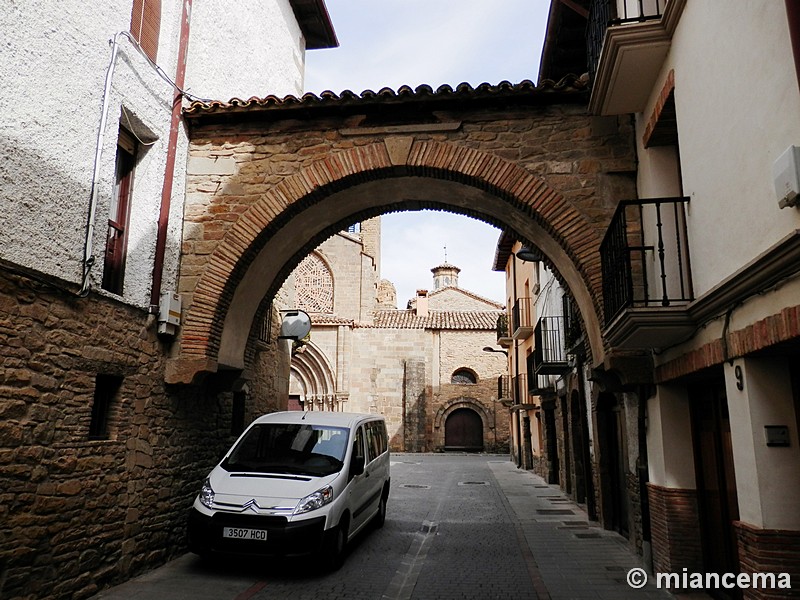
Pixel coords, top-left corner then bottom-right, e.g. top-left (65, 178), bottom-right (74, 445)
top-left (497, 375), bottom-right (510, 401)
top-left (526, 354), bottom-right (556, 395)
top-left (496, 313), bottom-right (510, 342)
top-left (588, 0), bottom-right (667, 83)
top-left (600, 197), bottom-right (693, 324)
top-left (512, 297), bottom-right (533, 339)
top-left (533, 316), bottom-right (571, 375)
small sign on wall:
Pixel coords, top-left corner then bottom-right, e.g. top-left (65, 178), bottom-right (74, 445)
top-left (764, 425), bottom-right (791, 447)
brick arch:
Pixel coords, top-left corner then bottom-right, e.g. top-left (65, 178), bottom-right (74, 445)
top-left (167, 140), bottom-right (605, 384)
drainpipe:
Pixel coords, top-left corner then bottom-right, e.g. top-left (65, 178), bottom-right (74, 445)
top-left (512, 251), bottom-right (522, 467)
top-left (150, 0), bottom-right (193, 312)
top-left (786, 0), bottom-right (800, 94)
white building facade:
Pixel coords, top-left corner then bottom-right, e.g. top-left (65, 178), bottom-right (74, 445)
top-left (541, 0), bottom-right (800, 591)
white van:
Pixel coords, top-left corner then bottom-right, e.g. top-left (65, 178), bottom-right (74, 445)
top-left (188, 411), bottom-right (390, 568)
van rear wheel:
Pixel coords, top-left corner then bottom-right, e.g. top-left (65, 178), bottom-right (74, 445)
top-left (373, 491), bottom-right (387, 529)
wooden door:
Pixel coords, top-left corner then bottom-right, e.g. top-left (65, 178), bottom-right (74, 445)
top-left (690, 379), bottom-right (741, 594)
top-left (445, 408), bottom-right (483, 451)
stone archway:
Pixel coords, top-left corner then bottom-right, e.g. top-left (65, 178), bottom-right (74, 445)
top-left (434, 398), bottom-right (493, 452)
top-left (168, 84), bottom-right (635, 384)
top-left (288, 341), bottom-right (339, 411)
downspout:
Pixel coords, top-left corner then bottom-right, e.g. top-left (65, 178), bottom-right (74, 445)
top-left (512, 252), bottom-right (522, 467)
top-left (786, 0), bottom-right (800, 94)
top-left (150, 0), bottom-right (193, 312)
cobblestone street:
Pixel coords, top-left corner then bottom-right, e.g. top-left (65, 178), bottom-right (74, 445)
top-left (91, 455), bottom-right (669, 600)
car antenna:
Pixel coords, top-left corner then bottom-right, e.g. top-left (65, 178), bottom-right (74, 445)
top-left (301, 411), bottom-right (308, 420)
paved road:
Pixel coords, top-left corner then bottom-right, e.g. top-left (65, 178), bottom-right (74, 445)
top-left (91, 454), bottom-right (670, 600)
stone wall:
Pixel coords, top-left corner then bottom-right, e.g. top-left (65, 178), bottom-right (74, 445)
top-left (176, 97), bottom-right (637, 384)
top-left (0, 265), bottom-right (284, 600)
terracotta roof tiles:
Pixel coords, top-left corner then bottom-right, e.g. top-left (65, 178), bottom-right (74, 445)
top-left (368, 310), bottom-right (503, 330)
top-left (183, 76), bottom-right (589, 118)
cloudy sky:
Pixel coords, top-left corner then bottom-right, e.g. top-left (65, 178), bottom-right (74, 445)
top-left (304, 0), bottom-right (551, 306)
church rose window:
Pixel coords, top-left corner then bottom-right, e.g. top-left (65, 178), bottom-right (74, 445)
top-left (296, 253), bottom-right (334, 313)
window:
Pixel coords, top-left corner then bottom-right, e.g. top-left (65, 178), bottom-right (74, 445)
top-left (89, 374), bottom-right (123, 440)
top-left (451, 368), bottom-right (477, 384)
top-left (295, 253), bottom-right (334, 313)
top-left (352, 427), bottom-right (365, 463)
top-left (102, 129), bottom-right (136, 295)
top-left (365, 421), bottom-right (387, 462)
top-left (130, 0), bottom-right (161, 62)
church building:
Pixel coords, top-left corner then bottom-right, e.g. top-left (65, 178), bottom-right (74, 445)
top-left (281, 217), bottom-right (510, 453)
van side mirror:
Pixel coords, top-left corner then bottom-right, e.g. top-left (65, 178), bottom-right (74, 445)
top-left (350, 455), bottom-right (365, 478)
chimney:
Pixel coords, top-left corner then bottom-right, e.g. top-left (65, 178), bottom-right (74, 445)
top-left (415, 289), bottom-right (429, 317)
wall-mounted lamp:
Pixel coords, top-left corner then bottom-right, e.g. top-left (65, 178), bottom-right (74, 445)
top-left (482, 346), bottom-right (508, 356)
top-left (516, 246), bottom-right (543, 262)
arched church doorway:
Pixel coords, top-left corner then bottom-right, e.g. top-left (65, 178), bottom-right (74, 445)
top-left (444, 408), bottom-right (484, 452)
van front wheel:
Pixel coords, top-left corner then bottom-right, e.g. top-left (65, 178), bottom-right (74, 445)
top-left (324, 517), bottom-right (348, 571)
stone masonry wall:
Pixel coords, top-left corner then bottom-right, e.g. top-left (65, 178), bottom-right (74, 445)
top-left (0, 266), bottom-right (279, 600)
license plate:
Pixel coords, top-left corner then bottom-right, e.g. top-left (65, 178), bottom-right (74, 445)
top-left (223, 527), bottom-right (268, 541)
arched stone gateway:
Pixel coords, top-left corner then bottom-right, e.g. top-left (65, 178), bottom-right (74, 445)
top-left (434, 398), bottom-right (493, 452)
top-left (169, 81), bottom-right (636, 384)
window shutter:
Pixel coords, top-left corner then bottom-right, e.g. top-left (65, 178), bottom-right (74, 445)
top-left (130, 0), bottom-right (161, 62)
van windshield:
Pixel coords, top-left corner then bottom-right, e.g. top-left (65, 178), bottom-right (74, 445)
top-left (221, 423), bottom-right (349, 477)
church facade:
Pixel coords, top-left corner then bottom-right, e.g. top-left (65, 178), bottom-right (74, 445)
top-left (282, 217), bottom-right (510, 453)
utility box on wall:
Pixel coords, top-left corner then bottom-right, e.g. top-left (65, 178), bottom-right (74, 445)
top-left (158, 291), bottom-right (182, 336)
top-left (774, 145), bottom-right (800, 208)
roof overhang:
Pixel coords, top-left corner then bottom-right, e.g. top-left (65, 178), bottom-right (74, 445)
top-left (289, 0), bottom-right (338, 49)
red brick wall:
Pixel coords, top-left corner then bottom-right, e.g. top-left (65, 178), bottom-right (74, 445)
top-left (647, 483), bottom-right (704, 575)
top-left (735, 521), bottom-right (800, 599)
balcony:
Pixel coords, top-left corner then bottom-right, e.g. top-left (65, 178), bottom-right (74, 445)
top-left (600, 196), bottom-right (694, 349)
top-left (496, 313), bottom-right (512, 348)
top-left (512, 298), bottom-right (533, 340)
top-left (497, 375), bottom-right (512, 406)
top-left (588, 0), bottom-right (686, 115)
top-left (533, 316), bottom-right (571, 375)
top-left (526, 353), bottom-right (558, 396)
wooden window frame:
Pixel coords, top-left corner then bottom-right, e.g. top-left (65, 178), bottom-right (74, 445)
top-left (102, 128), bottom-right (136, 295)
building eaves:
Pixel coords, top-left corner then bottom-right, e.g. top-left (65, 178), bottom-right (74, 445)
top-left (368, 309), bottom-right (503, 330)
top-left (493, 230), bottom-right (516, 272)
top-left (308, 314), bottom-right (353, 326)
top-left (288, 0), bottom-right (338, 49)
top-left (183, 76), bottom-right (589, 122)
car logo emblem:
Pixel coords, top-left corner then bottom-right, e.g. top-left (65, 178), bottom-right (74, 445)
top-left (242, 498), bottom-right (260, 512)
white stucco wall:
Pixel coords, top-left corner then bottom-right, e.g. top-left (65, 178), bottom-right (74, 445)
top-left (0, 0), bottom-right (182, 308)
top-left (0, 0), bottom-right (307, 310)
top-left (184, 0), bottom-right (305, 101)
top-left (637, 0), bottom-right (800, 297)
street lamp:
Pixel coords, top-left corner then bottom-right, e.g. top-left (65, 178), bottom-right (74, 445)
top-left (482, 346), bottom-right (508, 356)
top-left (516, 246), bottom-right (543, 263)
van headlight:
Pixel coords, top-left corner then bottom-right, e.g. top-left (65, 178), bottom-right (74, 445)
top-left (199, 478), bottom-right (215, 508)
top-left (293, 485), bottom-right (334, 515)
